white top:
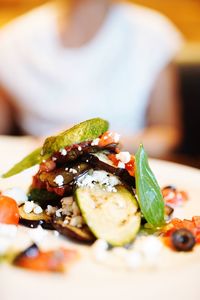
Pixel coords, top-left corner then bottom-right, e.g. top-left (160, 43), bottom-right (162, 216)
top-left (0, 3), bottom-right (183, 136)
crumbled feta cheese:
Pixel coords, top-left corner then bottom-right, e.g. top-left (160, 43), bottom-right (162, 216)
top-left (60, 148), bottom-right (67, 156)
top-left (0, 224), bottom-right (17, 255)
top-left (56, 208), bottom-right (62, 218)
top-left (52, 157), bottom-right (57, 161)
top-left (91, 138), bottom-right (100, 146)
top-left (23, 201), bottom-right (35, 214)
top-left (113, 133), bottom-right (120, 143)
top-left (69, 168), bottom-right (78, 174)
top-left (3, 187), bottom-right (28, 206)
top-left (0, 224), bottom-right (17, 238)
top-left (78, 146), bottom-right (82, 151)
top-left (77, 170), bottom-right (121, 192)
top-left (63, 218), bottom-right (69, 225)
top-left (33, 205), bottom-right (43, 215)
top-left (133, 236), bottom-right (163, 265)
top-left (125, 251), bottom-right (143, 269)
top-left (46, 205), bottom-right (57, 216)
top-left (117, 162), bottom-right (125, 169)
top-left (72, 201), bottom-right (81, 216)
top-left (92, 239), bottom-right (108, 262)
top-left (116, 152), bottom-right (131, 164)
top-left (54, 175), bottom-right (64, 186)
top-left (28, 226), bottom-right (47, 244)
top-left (70, 216), bottom-right (84, 228)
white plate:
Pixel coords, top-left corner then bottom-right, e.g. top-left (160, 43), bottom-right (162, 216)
top-left (0, 136), bottom-right (200, 300)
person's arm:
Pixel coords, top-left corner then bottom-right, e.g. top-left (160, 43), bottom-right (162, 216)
top-left (121, 63), bottom-right (182, 158)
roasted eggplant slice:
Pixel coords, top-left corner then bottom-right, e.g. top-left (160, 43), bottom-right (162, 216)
top-left (75, 184), bottom-right (141, 246)
top-left (19, 206), bottom-right (53, 230)
top-left (39, 163), bottom-right (90, 188)
top-left (52, 142), bottom-right (118, 166)
top-left (52, 217), bottom-right (95, 243)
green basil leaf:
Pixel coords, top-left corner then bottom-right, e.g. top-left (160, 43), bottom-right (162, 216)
top-left (135, 145), bottom-right (165, 227)
top-left (2, 147), bottom-right (43, 178)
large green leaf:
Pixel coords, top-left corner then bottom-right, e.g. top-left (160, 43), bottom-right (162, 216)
top-left (135, 145), bottom-right (165, 227)
top-left (2, 118), bottom-right (109, 178)
top-left (42, 118), bottom-right (109, 155)
top-left (2, 147), bottom-right (43, 178)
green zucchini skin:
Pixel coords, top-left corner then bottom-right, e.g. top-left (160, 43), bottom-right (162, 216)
top-left (75, 185), bottom-right (141, 247)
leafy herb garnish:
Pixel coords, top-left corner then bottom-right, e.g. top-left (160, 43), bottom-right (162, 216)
top-left (2, 118), bottom-right (109, 178)
top-left (135, 145), bottom-right (165, 227)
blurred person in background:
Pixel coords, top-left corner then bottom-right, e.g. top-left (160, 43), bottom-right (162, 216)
top-left (0, 0), bottom-right (183, 157)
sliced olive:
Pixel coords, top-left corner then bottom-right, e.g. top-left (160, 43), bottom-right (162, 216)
top-left (172, 228), bottom-right (196, 252)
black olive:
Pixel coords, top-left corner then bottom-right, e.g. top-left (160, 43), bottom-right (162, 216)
top-left (172, 229), bottom-right (196, 252)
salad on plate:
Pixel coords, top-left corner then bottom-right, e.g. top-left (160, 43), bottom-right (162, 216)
top-left (0, 118), bottom-right (200, 272)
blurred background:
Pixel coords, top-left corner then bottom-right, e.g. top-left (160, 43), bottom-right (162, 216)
top-left (0, 0), bottom-right (200, 167)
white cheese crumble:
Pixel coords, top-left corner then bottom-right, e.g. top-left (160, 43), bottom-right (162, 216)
top-left (23, 201), bottom-right (35, 214)
top-left (54, 175), bottom-right (64, 186)
top-left (116, 152), bottom-right (131, 164)
top-left (117, 162), bottom-right (125, 169)
top-left (78, 146), bottom-right (82, 151)
top-left (76, 170), bottom-right (121, 192)
top-left (69, 168), bottom-right (78, 174)
top-left (46, 205), bottom-right (57, 216)
top-left (60, 148), bottom-right (67, 156)
top-left (92, 236), bottom-right (163, 269)
top-left (28, 225), bottom-right (47, 244)
top-left (33, 205), bottom-right (43, 215)
top-left (92, 239), bottom-right (108, 262)
top-left (91, 138), bottom-right (100, 146)
top-left (113, 133), bottom-right (120, 143)
top-left (3, 187), bottom-right (28, 206)
top-left (0, 224), bottom-right (17, 255)
top-left (56, 208), bottom-right (62, 218)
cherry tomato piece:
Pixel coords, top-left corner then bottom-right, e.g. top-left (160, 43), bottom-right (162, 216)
top-left (0, 196), bottom-right (19, 225)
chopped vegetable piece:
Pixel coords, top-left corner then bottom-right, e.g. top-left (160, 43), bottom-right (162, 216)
top-left (13, 244), bottom-right (79, 272)
top-left (162, 186), bottom-right (188, 206)
top-left (135, 145), bottom-right (165, 227)
top-left (171, 229), bottom-right (196, 252)
top-left (75, 184), bottom-right (141, 246)
top-left (98, 131), bottom-right (119, 147)
top-left (0, 196), bottom-right (19, 225)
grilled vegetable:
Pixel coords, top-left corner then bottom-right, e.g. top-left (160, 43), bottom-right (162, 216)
top-left (52, 217), bottom-right (95, 243)
top-left (75, 185), bottom-right (141, 246)
top-left (19, 206), bottom-right (53, 230)
top-left (39, 163), bottom-right (89, 188)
